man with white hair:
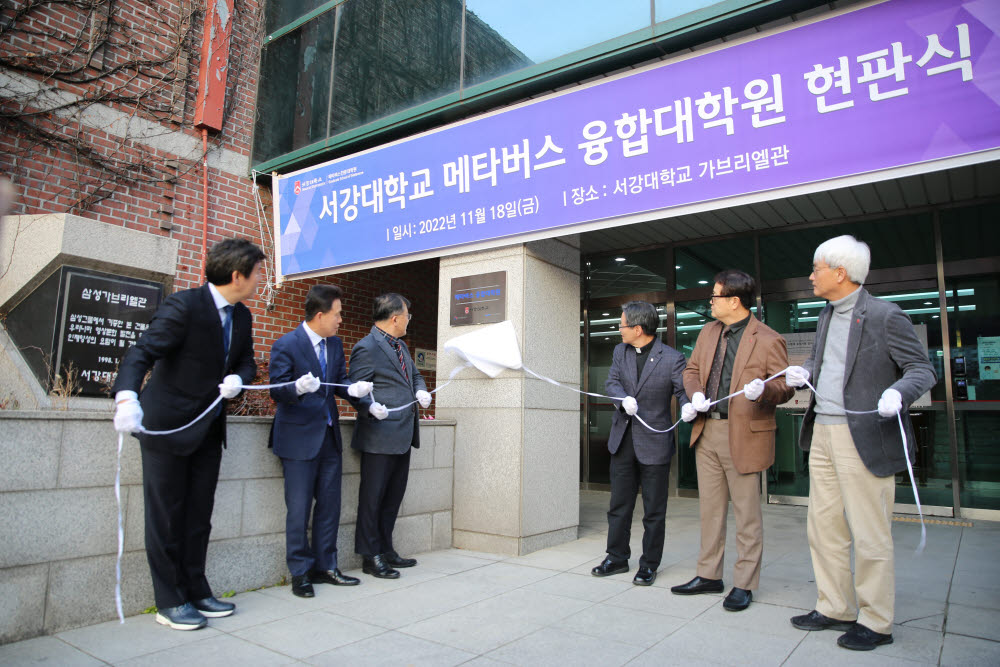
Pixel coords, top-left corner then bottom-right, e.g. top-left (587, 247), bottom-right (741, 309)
top-left (785, 235), bottom-right (936, 651)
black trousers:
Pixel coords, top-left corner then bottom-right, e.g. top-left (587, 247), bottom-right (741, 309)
top-left (140, 436), bottom-right (223, 609)
top-left (355, 449), bottom-right (411, 556)
top-left (606, 435), bottom-right (670, 570)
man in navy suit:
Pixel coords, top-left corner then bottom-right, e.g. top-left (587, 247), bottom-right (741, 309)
top-left (592, 300), bottom-right (690, 586)
top-left (269, 285), bottom-right (373, 598)
top-left (112, 238), bottom-right (265, 630)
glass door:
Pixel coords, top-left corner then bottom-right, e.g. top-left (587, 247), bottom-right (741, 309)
top-left (945, 276), bottom-right (1000, 512)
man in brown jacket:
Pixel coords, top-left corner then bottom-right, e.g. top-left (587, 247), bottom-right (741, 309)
top-left (670, 269), bottom-right (794, 611)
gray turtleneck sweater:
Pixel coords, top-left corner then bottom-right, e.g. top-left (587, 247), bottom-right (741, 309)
top-left (815, 286), bottom-right (862, 424)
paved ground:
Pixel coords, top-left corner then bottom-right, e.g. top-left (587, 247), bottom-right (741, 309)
top-left (3, 491), bottom-right (999, 666)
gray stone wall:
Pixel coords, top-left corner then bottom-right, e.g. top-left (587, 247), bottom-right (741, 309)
top-left (0, 411), bottom-right (456, 643)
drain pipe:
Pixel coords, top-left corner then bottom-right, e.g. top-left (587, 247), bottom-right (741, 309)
top-left (201, 128), bottom-right (209, 278)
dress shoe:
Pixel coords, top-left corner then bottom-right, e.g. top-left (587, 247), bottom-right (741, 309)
top-left (837, 624), bottom-right (893, 651)
top-left (670, 576), bottom-right (724, 595)
top-left (722, 587), bottom-right (752, 611)
top-left (633, 566), bottom-right (656, 586)
top-left (155, 603), bottom-right (207, 630)
top-left (385, 550), bottom-right (417, 568)
top-left (311, 568), bottom-right (361, 586)
top-left (591, 557), bottom-right (629, 577)
top-left (362, 554), bottom-right (400, 579)
top-left (192, 596), bottom-right (235, 617)
top-left (790, 609), bottom-right (856, 632)
top-left (291, 574), bottom-right (315, 598)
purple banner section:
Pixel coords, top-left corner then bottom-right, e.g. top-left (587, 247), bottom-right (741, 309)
top-left (274, 0), bottom-right (1000, 277)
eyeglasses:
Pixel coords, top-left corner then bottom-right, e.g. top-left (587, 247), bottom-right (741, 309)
top-left (617, 323), bottom-right (637, 329)
top-left (395, 312), bottom-right (413, 321)
top-left (708, 294), bottom-right (732, 301)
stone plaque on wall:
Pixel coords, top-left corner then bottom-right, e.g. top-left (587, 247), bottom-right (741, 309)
top-left (53, 269), bottom-right (163, 396)
top-left (450, 271), bottom-right (506, 326)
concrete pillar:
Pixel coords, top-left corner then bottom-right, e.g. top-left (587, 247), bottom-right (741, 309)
top-left (436, 237), bottom-right (581, 556)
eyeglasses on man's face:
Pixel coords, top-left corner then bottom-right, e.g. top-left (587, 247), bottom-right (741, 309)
top-left (708, 294), bottom-right (732, 301)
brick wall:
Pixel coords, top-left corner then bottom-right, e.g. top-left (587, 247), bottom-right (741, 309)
top-left (0, 0), bottom-right (440, 416)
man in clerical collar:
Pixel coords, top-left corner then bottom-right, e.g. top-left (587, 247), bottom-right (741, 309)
top-left (592, 301), bottom-right (689, 586)
top-left (671, 269), bottom-right (793, 612)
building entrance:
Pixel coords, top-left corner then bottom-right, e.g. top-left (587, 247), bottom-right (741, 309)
top-left (580, 199), bottom-right (1000, 519)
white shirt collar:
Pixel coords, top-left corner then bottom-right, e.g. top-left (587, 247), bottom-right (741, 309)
top-left (302, 321), bottom-right (324, 347)
top-left (207, 282), bottom-right (234, 310)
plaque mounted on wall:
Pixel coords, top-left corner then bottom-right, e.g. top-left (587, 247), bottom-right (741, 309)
top-left (52, 268), bottom-right (163, 397)
top-left (450, 271), bottom-right (506, 326)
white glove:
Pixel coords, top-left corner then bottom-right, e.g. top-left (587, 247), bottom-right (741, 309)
top-left (114, 398), bottom-right (144, 433)
top-left (348, 381), bottom-right (373, 398)
top-left (369, 402), bottom-right (389, 420)
top-left (295, 372), bottom-right (321, 395)
top-left (681, 403), bottom-right (698, 423)
top-left (415, 389), bottom-right (432, 408)
top-left (622, 396), bottom-right (638, 416)
top-left (219, 374), bottom-right (243, 399)
top-left (785, 366), bottom-right (810, 388)
top-left (691, 391), bottom-right (711, 413)
top-left (878, 388), bottom-right (903, 417)
top-left (743, 378), bottom-right (765, 402)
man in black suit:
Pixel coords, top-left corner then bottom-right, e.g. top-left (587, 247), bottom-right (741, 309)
top-left (592, 301), bottom-right (689, 586)
top-left (268, 284), bottom-right (372, 598)
top-left (112, 238), bottom-right (265, 630)
top-left (348, 293), bottom-right (430, 579)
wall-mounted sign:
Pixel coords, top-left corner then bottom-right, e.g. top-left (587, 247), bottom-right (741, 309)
top-left (979, 336), bottom-right (1000, 380)
top-left (414, 348), bottom-right (437, 372)
top-left (53, 269), bottom-right (163, 397)
top-left (450, 271), bottom-right (506, 326)
top-left (274, 0), bottom-right (1000, 277)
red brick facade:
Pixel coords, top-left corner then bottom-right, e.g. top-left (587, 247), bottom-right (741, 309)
top-left (0, 0), bottom-right (440, 416)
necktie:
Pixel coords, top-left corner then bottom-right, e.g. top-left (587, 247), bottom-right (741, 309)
top-left (319, 338), bottom-right (332, 425)
top-left (222, 305), bottom-right (234, 360)
top-left (390, 339), bottom-right (409, 381)
top-left (705, 326), bottom-right (731, 402)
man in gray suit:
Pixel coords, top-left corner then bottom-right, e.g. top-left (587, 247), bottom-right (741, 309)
top-left (785, 235), bottom-right (936, 651)
top-left (592, 301), bottom-right (690, 586)
top-left (349, 293), bottom-right (430, 579)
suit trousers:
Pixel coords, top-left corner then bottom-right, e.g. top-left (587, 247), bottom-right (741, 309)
top-left (355, 449), bottom-right (411, 556)
top-left (606, 434), bottom-right (670, 569)
top-left (694, 418), bottom-right (764, 589)
top-left (140, 434), bottom-right (223, 609)
top-left (808, 423), bottom-right (895, 634)
top-left (280, 426), bottom-right (342, 576)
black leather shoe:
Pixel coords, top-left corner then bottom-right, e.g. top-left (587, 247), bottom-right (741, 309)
top-left (791, 609), bottom-right (856, 632)
top-left (311, 568), bottom-right (361, 586)
top-left (191, 596), bottom-right (235, 617)
top-left (723, 587), bottom-right (752, 611)
top-left (362, 554), bottom-right (400, 579)
top-left (633, 566), bottom-right (656, 586)
top-left (670, 576), bottom-right (724, 595)
top-left (837, 624), bottom-right (893, 651)
top-left (591, 557), bottom-right (629, 577)
top-left (291, 574), bottom-right (315, 598)
top-left (385, 551), bottom-right (417, 568)
top-left (155, 603), bottom-right (207, 630)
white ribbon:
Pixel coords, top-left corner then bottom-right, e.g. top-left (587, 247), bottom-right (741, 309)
top-left (114, 433), bottom-right (125, 623)
top-left (113, 322), bottom-right (924, 621)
